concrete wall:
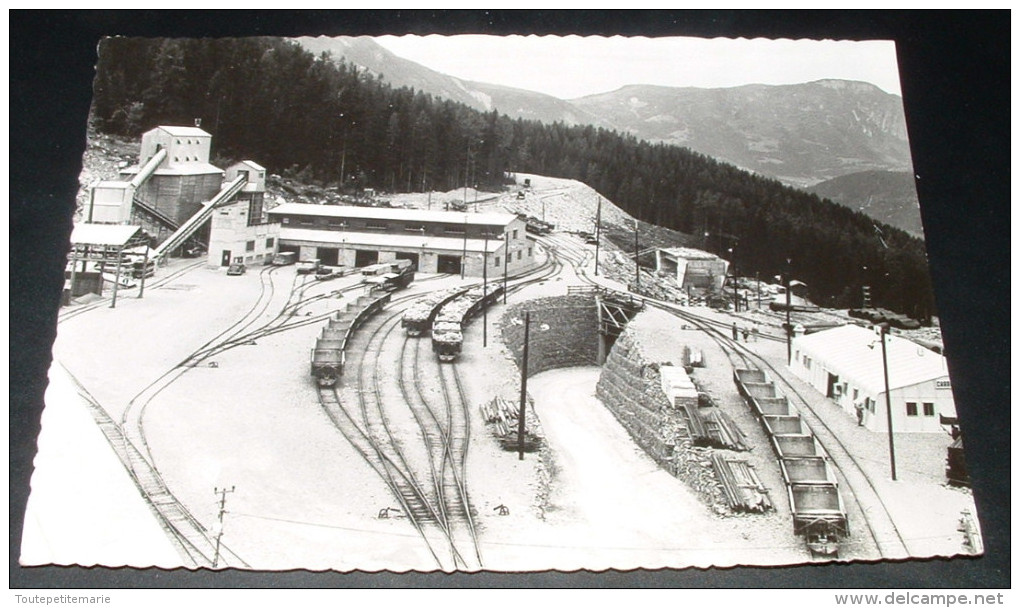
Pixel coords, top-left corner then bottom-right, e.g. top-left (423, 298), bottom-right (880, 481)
top-left (208, 202), bottom-right (280, 266)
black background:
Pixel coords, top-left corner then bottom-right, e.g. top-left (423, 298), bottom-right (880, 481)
top-left (10, 10), bottom-right (1009, 589)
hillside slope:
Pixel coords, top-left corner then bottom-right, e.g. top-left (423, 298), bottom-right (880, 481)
top-left (571, 80), bottom-right (912, 188)
top-left (806, 170), bottom-right (924, 237)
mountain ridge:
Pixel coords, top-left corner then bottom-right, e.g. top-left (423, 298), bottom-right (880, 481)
top-left (295, 35), bottom-right (921, 234)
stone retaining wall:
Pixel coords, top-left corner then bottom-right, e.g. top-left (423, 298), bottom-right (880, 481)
top-left (501, 295), bottom-right (599, 375)
top-left (596, 330), bottom-right (728, 510)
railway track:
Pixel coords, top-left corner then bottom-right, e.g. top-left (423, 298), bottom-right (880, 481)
top-left (61, 364), bottom-right (247, 569)
top-left (649, 302), bottom-right (910, 559)
top-left (308, 253), bottom-right (562, 570)
top-left (331, 296), bottom-right (474, 570)
top-left (545, 230), bottom-right (911, 560)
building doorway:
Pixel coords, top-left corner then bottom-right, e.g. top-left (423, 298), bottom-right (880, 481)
top-left (395, 251), bottom-right (420, 271)
top-left (355, 249), bottom-right (379, 267)
top-left (317, 247), bottom-right (339, 266)
top-left (827, 373), bottom-right (841, 399)
top-left (220, 250), bottom-right (232, 267)
top-left (437, 254), bottom-right (461, 275)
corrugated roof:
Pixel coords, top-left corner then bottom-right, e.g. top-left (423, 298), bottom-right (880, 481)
top-left (70, 223), bottom-right (142, 246)
top-left (793, 324), bottom-right (950, 394)
top-left (269, 202), bottom-right (517, 227)
top-left (279, 227), bottom-right (506, 254)
top-left (155, 125), bottom-right (211, 137)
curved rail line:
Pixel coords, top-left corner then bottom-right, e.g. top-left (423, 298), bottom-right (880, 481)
top-left (60, 364), bottom-right (247, 568)
top-left (545, 231), bottom-right (910, 559)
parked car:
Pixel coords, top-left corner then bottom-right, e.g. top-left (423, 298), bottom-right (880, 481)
top-left (227, 263), bottom-right (246, 276)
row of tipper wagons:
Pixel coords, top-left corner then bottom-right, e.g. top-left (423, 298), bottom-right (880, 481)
top-left (309, 260), bottom-right (415, 387)
top-left (401, 283), bottom-right (504, 362)
top-left (734, 368), bottom-right (849, 558)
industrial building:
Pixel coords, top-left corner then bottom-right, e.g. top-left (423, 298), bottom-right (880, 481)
top-left (654, 247), bottom-right (729, 292)
top-left (264, 203), bottom-right (535, 277)
top-left (206, 161), bottom-right (277, 267)
top-left (116, 125), bottom-right (225, 236)
top-left (789, 324), bottom-right (956, 433)
top-left (82, 125), bottom-right (268, 271)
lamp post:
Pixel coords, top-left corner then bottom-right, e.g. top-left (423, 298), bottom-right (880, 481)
top-left (877, 323), bottom-right (898, 481)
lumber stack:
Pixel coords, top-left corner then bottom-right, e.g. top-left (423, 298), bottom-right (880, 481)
top-left (711, 453), bottom-right (773, 513)
top-left (480, 396), bottom-right (542, 452)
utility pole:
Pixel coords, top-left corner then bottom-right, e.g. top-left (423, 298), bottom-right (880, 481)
top-left (518, 311), bottom-right (530, 460)
top-left (594, 196), bottom-right (602, 276)
top-left (732, 258), bottom-right (739, 313)
top-left (482, 230), bottom-right (488, 347)
top-left (137, 242), bottom-right (150, 299)
top-left (213, 485), bottom-right (236, 568)
top-left (110, 247), bottom-right (123, 309)
top-left (503, 230), bottom-right (509, 305)
top-left (785, 258), bottom-right (792, 365)
top-left (633, 218), bottom-right (640, 291)
top-left (461, 215), bottom-right (468, 279)
top-left (879, 323), bottom-right (898, 481)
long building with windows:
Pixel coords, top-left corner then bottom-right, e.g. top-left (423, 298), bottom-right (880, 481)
top-left (789, 324), bottom-right (956, 433)
top-left (264, 203), bottom-right (535, 277)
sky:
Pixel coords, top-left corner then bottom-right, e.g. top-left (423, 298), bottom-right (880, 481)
top-left (376, 35), bottom-right (903, 100)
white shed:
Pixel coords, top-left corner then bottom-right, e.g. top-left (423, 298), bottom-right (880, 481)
top-left (789, 324), bottom-right (956, 433)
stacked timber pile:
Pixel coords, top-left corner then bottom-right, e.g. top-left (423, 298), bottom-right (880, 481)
top-left (480, 396), bottom-right (542, 453)
top-left (710, 453), bottom-right (773, 513)
top-left (701, 408), bottom-right (750, 452)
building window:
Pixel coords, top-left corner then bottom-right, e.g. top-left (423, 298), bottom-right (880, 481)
top-left (246, 240), bottom-right (255, 252)
top-left (282, 218), bottom-right (290, 224)
top-left (513, 229), bottom-right (519, 240)
top-left (866, 398), bottom-right (875, 413)
top-left (853, 388), bottom-right (859, 401)
top-left (366, 221), bottom-right (388, 230)
top-left (517, 250), bottom-right (522, 260)
top-left (528, 247), bottom-right (533, 257)
top-left (494, 257), bottom-right (500, 267)
top-left (404, 224), bottom-right (426, 233)
top-left (906, 402), bottom-right (918, 416)
top-left (923, 402), bottom-right (935, 416)
top-left (444, 225), bottom-right (465, 235)
top-left (266, 237), bottom-right (275, 249)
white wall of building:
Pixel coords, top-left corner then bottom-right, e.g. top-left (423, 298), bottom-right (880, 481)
top-left (208, 202), bottom-right (280, 267)
top-left (790, 329), bottom-right (954, 433)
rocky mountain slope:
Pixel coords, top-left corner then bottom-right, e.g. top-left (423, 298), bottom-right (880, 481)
top-left (296, 36), bottom-right (598, 126)
top-left (806, 170), bottom-right (924, 237)
top-left (570, 80), bottom-right (912, 188)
